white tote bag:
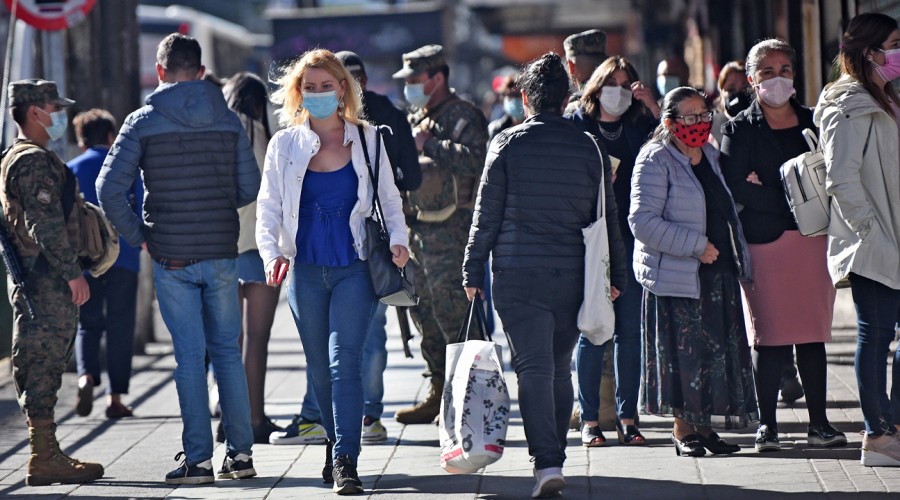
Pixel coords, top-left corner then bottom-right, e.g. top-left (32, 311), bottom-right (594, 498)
top-left (439, 298), bottom-right (510, 473)
top-left (577, 133), bottom-right (616, 345)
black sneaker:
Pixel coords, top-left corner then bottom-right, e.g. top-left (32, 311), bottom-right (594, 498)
top-left (322, 441), bottom-right (334, 484)
top-left (755, 425), bottom-right (781, 452)
top-left (252, 417), bottom-right (283, 444)
top-left (808, 423), bottom-right (848, 448)
top-left (165, 452), bottom-right (214, 485)
top-left (216, 453), bottom-right (256, 480)
top-left (332, 454), bottom-right (363, 495)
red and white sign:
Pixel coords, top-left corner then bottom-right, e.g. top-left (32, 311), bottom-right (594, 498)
top-left (4, 0), bottom-right (96, 31)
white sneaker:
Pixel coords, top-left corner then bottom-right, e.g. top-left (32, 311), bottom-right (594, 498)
top-left (362, 418), bottom-right (388, 443)
top-left (531, 467), bottom-right (565, 498)
top-left (269, 415), bottom-right (328, 445)
top-left (861, 433), bottom-right (900, 467)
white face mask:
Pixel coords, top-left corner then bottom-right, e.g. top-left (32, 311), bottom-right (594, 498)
top-left (599, 86), bottom-right (633, 117)
top-left (756, 76), bottom-right (795, 107)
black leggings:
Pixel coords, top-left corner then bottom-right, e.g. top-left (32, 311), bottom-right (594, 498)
top-left (752, 343), bottom-right (828, 431)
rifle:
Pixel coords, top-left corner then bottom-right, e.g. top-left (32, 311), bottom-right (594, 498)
top-left (396, 306), bottom-right (414, 359)
top-left (0, 222), bottom-right (35, 319)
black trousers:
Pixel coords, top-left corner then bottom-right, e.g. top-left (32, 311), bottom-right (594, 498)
top-left (492, 268), bottom-right (583, 470)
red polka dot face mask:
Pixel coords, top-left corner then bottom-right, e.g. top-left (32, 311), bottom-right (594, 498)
top-left (673, 121), bottom-right (712, 148)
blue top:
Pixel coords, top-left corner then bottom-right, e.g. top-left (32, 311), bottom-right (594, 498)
top-left (68, 146), bottom-right (143, 273)
top-left (295, 161), bottom-right (359, 267)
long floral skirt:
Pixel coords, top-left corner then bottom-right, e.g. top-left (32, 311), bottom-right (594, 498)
top-left (641, 267), bottom-right (758, 428)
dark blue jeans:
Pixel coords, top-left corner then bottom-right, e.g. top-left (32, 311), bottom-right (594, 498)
top-left (493, 268), bottom-right (582, 470)
top-left (287, 259), bottom-right (377, 462)
top-left (850, 273), bottom-right (900, 435)
top-left (575, 271), bottom-right (642, 422)
top-left (76, 267), bottom-right (138, 395)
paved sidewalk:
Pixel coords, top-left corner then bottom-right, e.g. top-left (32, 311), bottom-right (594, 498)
top-left (0, 289), bottom-right (898, 499)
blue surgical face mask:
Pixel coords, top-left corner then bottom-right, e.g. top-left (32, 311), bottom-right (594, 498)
top-left (503, 96), bottom-right (525, 121)
top-left (302, 91), bottom-right (339, 120)
top-left (404, 82), bottom-right (432, 108)
top-left (37, 107), bottom-right (68, 141)
top-left (656, 75), bottom-right (681, 96)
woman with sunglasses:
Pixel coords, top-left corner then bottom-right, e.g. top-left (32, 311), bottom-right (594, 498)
top-left (630, 87), bottom-right (757, 458)
top-left (719, 39), bottom-right (844, 453)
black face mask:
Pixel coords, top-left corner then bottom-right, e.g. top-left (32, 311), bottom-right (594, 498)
top-left (725, 90), bottom-right (752, 117)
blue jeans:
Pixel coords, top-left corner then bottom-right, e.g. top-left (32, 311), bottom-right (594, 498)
top-left (153, 259), bottom-right (253, 465)
top-left (576, 271), bottom-right (642, 422)
top-left (850, 273), bottom-right (900, 435)
top-left (299, 301), bottom-right (388, 421)
top-left (76, 267), bottom-right (138, 395)
top-left (287, 259), bottom-right (376, 461)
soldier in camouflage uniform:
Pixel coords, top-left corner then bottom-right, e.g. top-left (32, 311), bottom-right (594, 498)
top-left (563, 29), bottom-right (608, 116)
top-left (1, 79), bottom-right (104, 485)
top-left (393, 45), bottom-right (488, 424)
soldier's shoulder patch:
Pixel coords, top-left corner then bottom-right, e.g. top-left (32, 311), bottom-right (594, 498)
top-left (36, 189), bottom-right (52, 205)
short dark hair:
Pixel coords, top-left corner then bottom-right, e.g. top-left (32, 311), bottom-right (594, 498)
top-left (11, 105), bottom-right (29, 127)
top-left (156, 33), bottom-right (201, 75)
top-left (427, 64), bottom-right (450, 80)
top-left (73, 108), bottom-right (117, 148)
top-left (517, 52), bottom-right (569, 115)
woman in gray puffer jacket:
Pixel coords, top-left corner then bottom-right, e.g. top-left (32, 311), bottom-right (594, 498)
top-left (629, 87), bottom-right (756, 458)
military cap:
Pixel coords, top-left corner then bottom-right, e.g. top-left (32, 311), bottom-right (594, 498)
top-left (8, 79), bottom-right (74, 108)
top-left (335, 51), bottom-right (367, 76)
top-left (564, 29), bottom-right (607, 59)
top-left (393, 44), bottom-right (446, 79)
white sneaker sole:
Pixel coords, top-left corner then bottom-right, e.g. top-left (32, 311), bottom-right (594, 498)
top-left (362, 434), bottom-right (388, 443)
top-left (755, 442), bottom-right (781, 452)
top-left (217, 468), bottom-right (257, 480)
top-left (333, 481), bottom-right (364, 495)
top-left (862, 450), bottom-right (900, 467)
top-left (532, 477), bottom-right (566, 498)
top-left (165, 475), bottom-right (214, 485)
top-left (269, 435), bottom-right (328, 445)
top-left (808, 435), bottom-right (848, 448)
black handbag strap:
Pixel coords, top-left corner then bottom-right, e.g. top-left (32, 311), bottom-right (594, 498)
top-left (358, 124), bottom-right (386, 228)
top-left (455, 296), bottom-right (492, 343)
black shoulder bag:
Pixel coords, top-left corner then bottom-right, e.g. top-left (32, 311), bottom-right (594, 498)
top-left (357, 124), bottom-right (419, 307)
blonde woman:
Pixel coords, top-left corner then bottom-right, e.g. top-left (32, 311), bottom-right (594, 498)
top-left (256, 49), bottom-right (409, 494)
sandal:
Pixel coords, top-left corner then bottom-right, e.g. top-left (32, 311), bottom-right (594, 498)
top-left (581, 424), bottom-right (607, 447)
top-left (616, 419), bottom-right (646, 445)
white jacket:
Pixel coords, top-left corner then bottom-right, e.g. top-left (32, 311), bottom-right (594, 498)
top-left (256, 120), bottom-right (409, 269)
top-left (814, 76), bottom-right (900, 289)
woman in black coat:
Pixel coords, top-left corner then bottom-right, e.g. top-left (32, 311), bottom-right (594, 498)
top-left (462, 52), bottom-right (626, 498)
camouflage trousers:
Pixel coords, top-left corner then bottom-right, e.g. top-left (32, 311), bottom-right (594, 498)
top-left (408, 209), bottom-right (473, 382)
top-left (9, 270), bottom-right (78, 420)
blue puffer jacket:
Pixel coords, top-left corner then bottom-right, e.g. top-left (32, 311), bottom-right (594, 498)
top-left (629, 140), bottom-right (752, 299)
top-left (97, 80), bottom-right (260, 260)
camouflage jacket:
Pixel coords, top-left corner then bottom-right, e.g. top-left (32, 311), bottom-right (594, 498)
top-left (410, 93), bottom-right (488, 179)
top-left (0, 140), bottom-right (82, 281)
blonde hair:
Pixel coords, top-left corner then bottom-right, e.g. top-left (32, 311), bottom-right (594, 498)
top-left (271, 48), bottom-right (363, 128)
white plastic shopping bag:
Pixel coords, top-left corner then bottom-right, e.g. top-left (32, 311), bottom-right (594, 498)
top-left (439, 297), bottom-right (510, 473)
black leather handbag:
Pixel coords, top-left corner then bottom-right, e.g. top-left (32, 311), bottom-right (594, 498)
top-left (358, 124), bottom-right (418, 307)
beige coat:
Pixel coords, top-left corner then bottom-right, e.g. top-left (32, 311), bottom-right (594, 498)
top-left (814, 76), bottom-right (900, 289)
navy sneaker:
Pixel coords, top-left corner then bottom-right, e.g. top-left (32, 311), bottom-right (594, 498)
top-left (164, 452), bottom-right (214, 485)
top-left (216, 453), bottom-right (256, 480)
